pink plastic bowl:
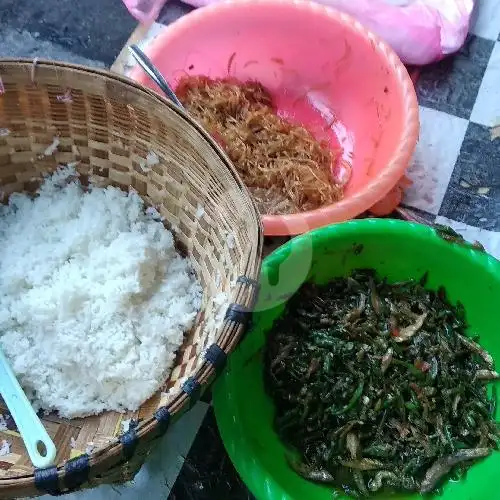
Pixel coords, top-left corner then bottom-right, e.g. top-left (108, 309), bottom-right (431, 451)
top-left (130, 0), bottom-right (419, 236)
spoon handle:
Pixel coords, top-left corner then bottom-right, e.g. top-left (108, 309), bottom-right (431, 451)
top-left (128, 44), bottom-right (184, 108)
top-left (0, 348), bottom-right (56, 469)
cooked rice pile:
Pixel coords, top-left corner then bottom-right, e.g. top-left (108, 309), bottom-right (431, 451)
top-left (0, 167), bottom-right (202, 418)
top-left (176, 76), bottom-right (342, 215)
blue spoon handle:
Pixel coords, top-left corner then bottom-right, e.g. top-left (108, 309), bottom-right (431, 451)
top-left (0, 348), bottom-right (56, 469)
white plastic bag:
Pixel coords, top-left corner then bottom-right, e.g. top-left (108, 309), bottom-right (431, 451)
top-left (179, 0), bottom-right (475, 65)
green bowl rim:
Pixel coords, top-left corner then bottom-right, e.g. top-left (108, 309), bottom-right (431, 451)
top-left (264, 219), bottom-right (499, 275)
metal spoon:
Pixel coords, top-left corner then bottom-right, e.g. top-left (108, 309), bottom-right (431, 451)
top-left (128, 44), bottom-right (184, 108)
top-left (0, 347), bottom-right (56, 468)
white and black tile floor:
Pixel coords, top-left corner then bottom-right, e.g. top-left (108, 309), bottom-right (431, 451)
top-left (404, 0), bottom-right (500, 254)
top-left (2, 0), bottom-right (500, 498)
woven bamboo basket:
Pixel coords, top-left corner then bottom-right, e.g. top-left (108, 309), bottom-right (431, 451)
top-left (0, 59), bottom-right (263, 498)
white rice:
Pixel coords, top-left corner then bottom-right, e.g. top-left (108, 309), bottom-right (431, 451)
top-left (195, 204), bottom-right (205, 219)
top-left (43, 137), bottom-right (60, 156)
top-left (0, 440), bottom-right (10, 456)
top-left (0, 167), bottom-right (202, 418)
top-left (120, 418), bottom-right (132, 433)
top-left (145, 151), bottom-right (159, 167)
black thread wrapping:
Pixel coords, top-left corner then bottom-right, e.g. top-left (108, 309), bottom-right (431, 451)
top-left (64, 455), bottom-right (90, 491)
top-left (182, 377), bottom-right (201, 408)
top-left (119, 421), bottom-right (138, 460)
top-left (34, 466), bottom-right (60, 496)
top-left (237, 275), bottom-right (260, 288)
top-left (224, 303), bottom-right (251, 325)
top-left (204, 344), bottom-right (227, 374)
top-left (154, 406), bottom-right (171, 436)
top-left (237, 276), bottom-right (260, 307)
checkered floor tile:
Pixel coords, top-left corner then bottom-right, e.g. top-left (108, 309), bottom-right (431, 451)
top-left (403, 11), bottom-right (500, 257)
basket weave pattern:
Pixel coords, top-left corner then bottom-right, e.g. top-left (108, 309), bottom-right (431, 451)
top-left (0, 59), bottom-right (262, 498)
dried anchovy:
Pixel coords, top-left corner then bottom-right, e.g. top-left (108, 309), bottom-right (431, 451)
top-left (264, 269), bottom-right (499, 497)
top-left (287, 458), bottom-right (335, 484)
top-left (393, 312), bottom-right (427, 342)
top-left (339, 459), bottom-right (384, 471)
top-left (420, 448), bottom-right (491, 493)
top-left (476, 370), bottom-right (500, 380)
top-left (368, 471), bottom-right (399, 492)
top-left (434, 224), bottom-right (486, 252)
top-left (458, 334), bottom-right (495, 368)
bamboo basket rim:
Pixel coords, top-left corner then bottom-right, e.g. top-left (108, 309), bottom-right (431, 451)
top-left (0, 58), bottom-right (264, 492)
top-left (0, 57), bottom-right (261, 214)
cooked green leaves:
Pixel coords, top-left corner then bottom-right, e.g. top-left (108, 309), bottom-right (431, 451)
top-left (264, 269), bottom-right (498, 497)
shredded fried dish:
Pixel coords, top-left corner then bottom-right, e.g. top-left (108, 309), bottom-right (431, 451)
top-left (176, 76), bottom-right (342, 215)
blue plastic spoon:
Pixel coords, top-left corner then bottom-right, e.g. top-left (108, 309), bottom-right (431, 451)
top-left (0, 347), bottom-right (56, 468)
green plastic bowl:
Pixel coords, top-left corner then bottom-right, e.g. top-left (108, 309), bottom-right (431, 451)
top-left (213, 219), bottom-right (500, 500)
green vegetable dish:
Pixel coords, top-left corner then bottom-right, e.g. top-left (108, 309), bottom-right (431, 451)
top-left (264, 269), bottom-right (499, 497)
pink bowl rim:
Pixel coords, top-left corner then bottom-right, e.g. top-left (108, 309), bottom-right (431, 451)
top-left (131, 0), bottom-right (420, 236)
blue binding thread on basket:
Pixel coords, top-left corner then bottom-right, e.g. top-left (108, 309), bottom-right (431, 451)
top-left (154, 406), bottom-right (171, 436)
top-left (237, 275), bottom-right (260, 290)
top-left (182, 377), bottom-right (201, 409)
top-left (224, 303), bottom-right (251, 325)
top-left (204, 344), bottom-right (227, 374)
top-left (64, 454), bottom-right (90, 491)
top-left (34, 466), bottom-right (60, 496)
top-left (119, 419), bottom-right (139, 460)
top-left (237, 275), bottom-right (260, 308)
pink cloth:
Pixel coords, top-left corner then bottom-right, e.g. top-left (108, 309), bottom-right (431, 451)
top-left (177, 0), bottom-right (475, 65)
